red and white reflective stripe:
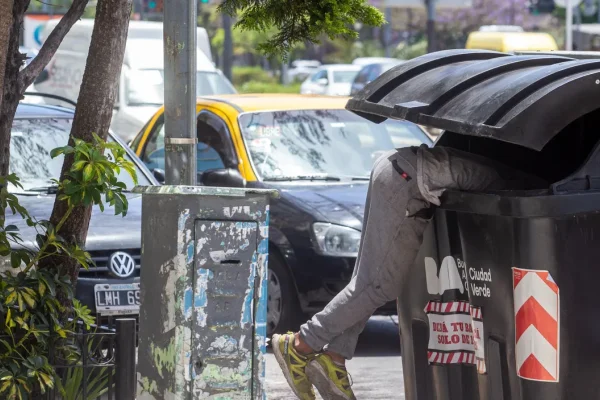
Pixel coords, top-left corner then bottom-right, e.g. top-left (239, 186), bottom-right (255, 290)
top-left (513, 268), bottom-right (560, 382)
top-left (424, 300), bottom-right (470, 313)
top-left (428, 351), bottom-right (475, 365)
top-left (470, 306), bottom-right (482, 320)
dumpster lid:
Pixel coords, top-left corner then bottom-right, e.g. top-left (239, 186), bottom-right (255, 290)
top-left (346, 49), bottom-right (600, 151)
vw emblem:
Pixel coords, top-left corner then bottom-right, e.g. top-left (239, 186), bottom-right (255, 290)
top-left (108, 252), bottom-right (136, 278)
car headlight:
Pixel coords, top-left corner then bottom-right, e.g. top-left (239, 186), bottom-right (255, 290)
top-left (312, 223), bottom-right (361, 257)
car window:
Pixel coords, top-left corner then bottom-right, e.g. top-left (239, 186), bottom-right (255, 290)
top-left (311, 70), bottom-right (327, 82)
top-left (367, 65), bottom-right (381, 82)
top-left (9, 118), bottom-right (151, 192)
top-left (238, 110), bottom-right (430, 180)
top-left (126, 70), bottom-right (236, 106)
top-left (140, 111), bottom-right (238, 175)
top-left (333, 70), bottom-right (359, 83)
top-left (354, 66), bottom-right (371, 84)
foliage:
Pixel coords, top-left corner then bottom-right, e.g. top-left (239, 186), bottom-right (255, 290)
top-left (435, 0), bottom-right (549, 48)
top-left (0, 135), bottom-right (136, 399)
top-left (232, 66), bottom-right (277, 87)
top-left (238, 81), bottom-right (301, 94)
top-left (219, 0), bottom-right (385, 57)
top-left (395, 39), bottom-right (428, 60)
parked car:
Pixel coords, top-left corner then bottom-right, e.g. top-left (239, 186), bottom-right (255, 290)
top-left (129, 94), bottom-right (433, 334)
top-left (352, 57), bottom-right (400, 66)
top-left (300, 64), bottom-right (362, 96)
top-left (350, 60), bottom-right (404, 95)
top-left (35, 19), bottom-right (236, 143)
top-left (3, 101), bottom-right (158, 320)
top-left (288, 59), bottom-right (322, 82)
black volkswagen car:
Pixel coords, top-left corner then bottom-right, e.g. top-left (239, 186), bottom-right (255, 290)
top-left (3, 102), bottom-right (158, 318)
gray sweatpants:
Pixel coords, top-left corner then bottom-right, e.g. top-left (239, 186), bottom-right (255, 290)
top-left (299, 145), bottom-right (524, 359)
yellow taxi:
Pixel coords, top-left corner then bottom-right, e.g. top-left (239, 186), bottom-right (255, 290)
top-left (129, 94), bottom-right (432, 334)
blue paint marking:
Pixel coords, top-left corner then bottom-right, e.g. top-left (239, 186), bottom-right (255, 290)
top-left (187, 243), bottom-right (194, 263)
top-left (183, 288), bottom-right (193, 319)
top-left (178, 210), bottom-right (190, 230)
top-left (240, 238), bottom-right (250, 250)
top-left (241, 262), bottom-right (256, 325)
top-left (258, 239), bottom-right (268, 254)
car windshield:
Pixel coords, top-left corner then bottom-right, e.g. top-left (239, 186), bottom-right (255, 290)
top-left (333, 70), bottom-right (359, 83)
top-left (9, 118), bottom-right (151, 193)
top-left (238, 110), bottom-right (431, 181)
top-left (126, 70), bottom-right (236, 105)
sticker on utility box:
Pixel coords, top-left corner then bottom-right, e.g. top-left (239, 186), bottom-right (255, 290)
top-left (425, 300), bottom-right (486, 373)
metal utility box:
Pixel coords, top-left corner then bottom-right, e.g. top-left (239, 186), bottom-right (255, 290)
top-left (134, 186), bottom-right (277, 400)
top-left (347, 49), bottom-right (600, 400)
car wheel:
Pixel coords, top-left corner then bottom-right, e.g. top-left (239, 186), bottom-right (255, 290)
top-left (267, 252), bottom-right (302, 336)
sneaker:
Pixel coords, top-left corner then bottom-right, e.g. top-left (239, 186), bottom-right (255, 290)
top-left (305, 354), bottom-right (356, 400)
top-left (272, 333), bottom-right (316, 400)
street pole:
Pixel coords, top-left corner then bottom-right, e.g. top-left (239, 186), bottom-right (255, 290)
top-left (426, 0), bottom-right (436, 53)
top-left (566, 0), bottom-right (573, 50)
top-left (384, 7), bottom-right (392, 57)
top-left (163, 0), bottom-right (197, 185)
top-left (222, 13), bottom-right (233, 81)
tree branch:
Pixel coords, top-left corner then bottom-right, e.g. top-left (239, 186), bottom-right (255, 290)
top-left (18, 0), bottom-right (89, 91)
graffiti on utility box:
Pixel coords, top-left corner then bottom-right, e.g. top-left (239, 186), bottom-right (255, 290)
top-left (134, 186), bottom-right (278, 399)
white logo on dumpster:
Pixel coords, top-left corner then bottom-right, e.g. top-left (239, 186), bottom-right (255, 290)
top-left (425, 256), bottom-right (464, 295)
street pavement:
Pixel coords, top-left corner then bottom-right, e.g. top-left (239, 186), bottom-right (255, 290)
top-left (266, 316), bottom-right (405, 399)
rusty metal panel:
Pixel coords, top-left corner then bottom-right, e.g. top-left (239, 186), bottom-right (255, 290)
top-left (135, 186), bottom-right (277, 400)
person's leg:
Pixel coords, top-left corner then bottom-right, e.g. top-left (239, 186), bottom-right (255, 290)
top-left (272, 149), bottom-right (426, 400)
top-left (298, 148), bottom-right (428, 359)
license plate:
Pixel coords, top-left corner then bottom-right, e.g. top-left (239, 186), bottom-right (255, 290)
top-left (94, 283), bottom-right (140, 316)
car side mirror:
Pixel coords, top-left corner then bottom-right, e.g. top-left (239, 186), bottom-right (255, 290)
top-left (199, 168), bottom-right (246, 188)
top-left (317, 78), bottom-right (328, 86)
top-left (34, 69), bottom-right (49, 85)
top-left (152, 168), bottom-right (165, 184)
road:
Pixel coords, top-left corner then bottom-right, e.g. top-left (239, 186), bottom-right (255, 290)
top-left (265, 317), bottom-right (405, 399)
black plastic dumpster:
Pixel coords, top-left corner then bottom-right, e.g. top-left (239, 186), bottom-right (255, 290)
top-left (347, 49), bottom-right (600, 400)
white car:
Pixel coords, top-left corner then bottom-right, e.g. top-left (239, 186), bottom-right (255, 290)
top-left (352, 57), bottom-right (400, 66)
top-left (288, 59), bottom-right (321, 82)
top-left (300, 64), bottom-right (361, 96)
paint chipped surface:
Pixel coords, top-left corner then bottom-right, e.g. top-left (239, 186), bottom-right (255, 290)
top-left (137, 190), bottom-right (271, 399)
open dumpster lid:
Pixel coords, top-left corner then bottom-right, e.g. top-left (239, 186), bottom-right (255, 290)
top-left (346, 49), bottom-right (600, 151)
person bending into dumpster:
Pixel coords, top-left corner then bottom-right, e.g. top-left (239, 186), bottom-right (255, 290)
top-left (273, 144), bottom-right (544, 400)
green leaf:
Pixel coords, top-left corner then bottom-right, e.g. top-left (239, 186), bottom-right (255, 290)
top-left (83, 164), bottom-right (94, 182)
top-left (50, 146), bottom-right (74, 158)
top-left (10, 252), bottom-right (20, 269)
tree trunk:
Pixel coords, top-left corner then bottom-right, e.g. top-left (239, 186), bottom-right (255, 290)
top-left (0, 0), bottom-right (29, 178)
top-left (0, 0), bottom-right (89, 177)
top-left (40, 0), bottom-right (133, 286)
top-left (0, 0), bottom-right (14, 111)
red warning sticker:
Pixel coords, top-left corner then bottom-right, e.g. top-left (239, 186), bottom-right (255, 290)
top-left (513, 268), bottom-right (559, 382)
top-left (425, 301), bottom-right (486, 373)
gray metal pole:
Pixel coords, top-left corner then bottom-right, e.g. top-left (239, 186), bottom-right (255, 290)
top-left (115, 319), bottom-right (137, 399)
top-left (426, 0), bottom-right (436, 53)
top-left (163, 0), bottom-right (197, 186)
top-left (384, 7), bottom-right (392, 57)
top-left (223, 13), bottom-right (233, 81)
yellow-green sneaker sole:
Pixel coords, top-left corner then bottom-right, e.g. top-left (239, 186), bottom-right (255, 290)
top-left (305, 359), bottom-right (356, 400)
top-left (272, 333), bottom-right (315, 400)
